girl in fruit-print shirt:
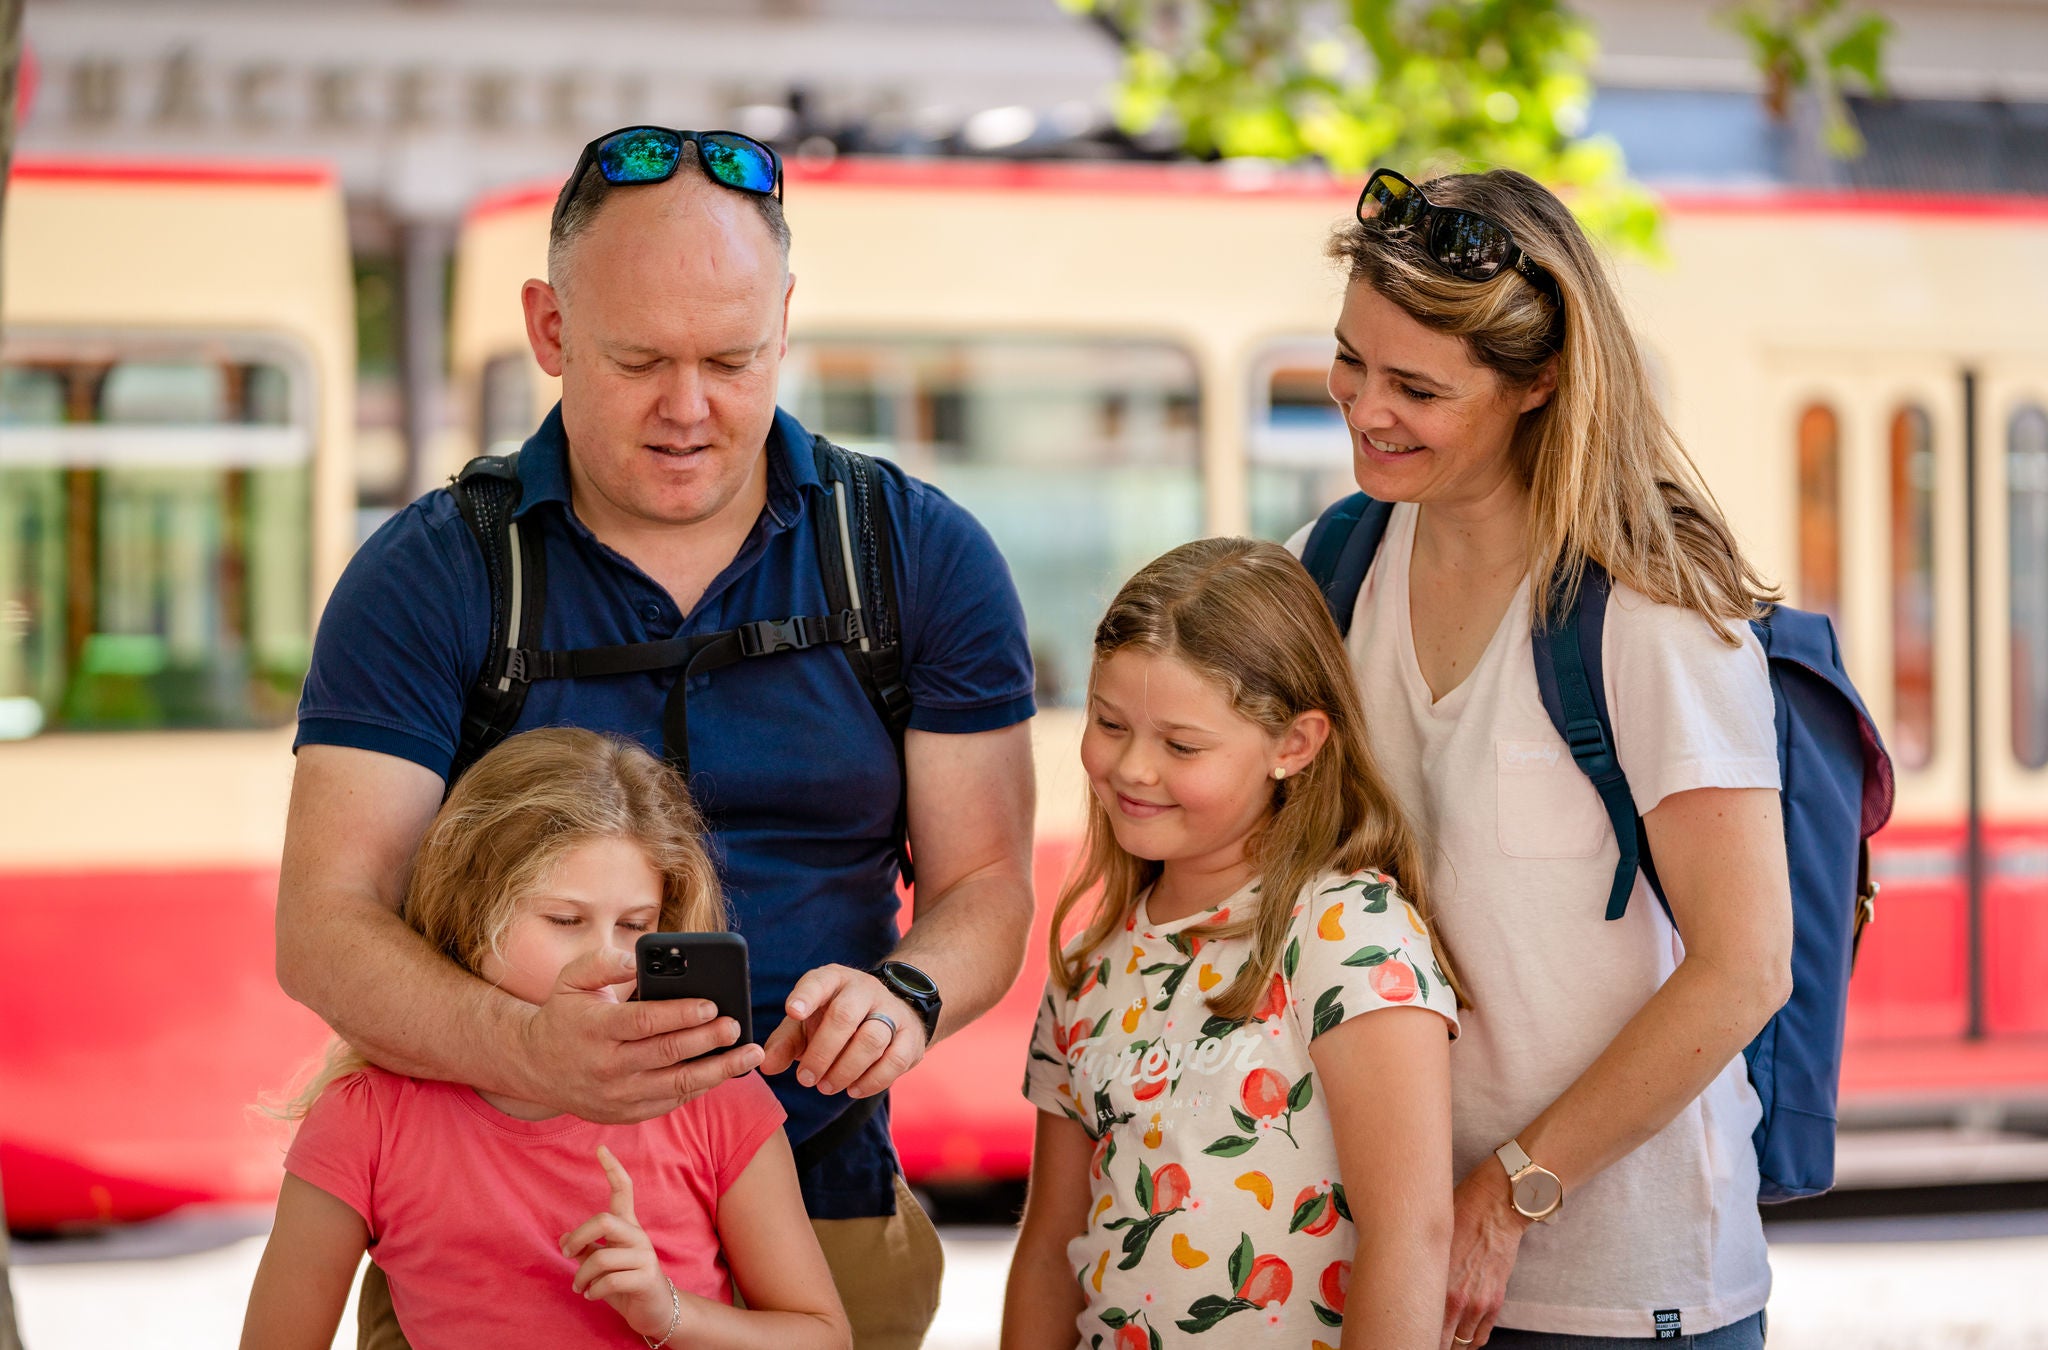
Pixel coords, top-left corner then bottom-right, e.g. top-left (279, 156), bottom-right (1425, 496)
top-left (1002, 538), bottom-right (1464, 1350)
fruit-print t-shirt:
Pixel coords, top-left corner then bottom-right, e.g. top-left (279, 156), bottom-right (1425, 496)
top-left (1023, 869), bottom-right (1459, 1349)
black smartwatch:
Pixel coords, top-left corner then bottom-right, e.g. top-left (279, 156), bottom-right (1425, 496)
top-left (871, 960), bottom-right (942, 1045)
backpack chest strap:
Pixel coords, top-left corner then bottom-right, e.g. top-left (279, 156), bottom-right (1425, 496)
top-left (503, 609), bottom-right (867, 776)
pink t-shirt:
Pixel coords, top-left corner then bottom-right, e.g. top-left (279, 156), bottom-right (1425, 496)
top-left (286, 1067), bottom-right (785, 1348)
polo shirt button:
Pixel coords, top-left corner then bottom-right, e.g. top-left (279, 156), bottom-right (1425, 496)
top-left (641, 604), bottom-right (662, 623)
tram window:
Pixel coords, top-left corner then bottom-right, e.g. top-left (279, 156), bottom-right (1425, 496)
top-left (2011, 404), bottom-right (2048, 770)
top-left (0, 356), bottom-right (312, 739)
top-left (1889, 404), bottom-right (1937, 770)
top-left (1249, 344), bottom-right (1355, 542)
top-left (782, 337), bottom-right (1201, 707)
top-left (1795, 403), bottom-right (1843, 628)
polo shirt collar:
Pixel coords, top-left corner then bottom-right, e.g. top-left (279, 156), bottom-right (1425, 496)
top-left (513, 401), bottom-right (818, 523)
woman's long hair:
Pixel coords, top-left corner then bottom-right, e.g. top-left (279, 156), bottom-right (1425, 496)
top-left (1328, 168), bottom-right (1778, 637)
top-left (281, 728), bottom-right (725, 1116)
top-left (1048, 537), bottom-right (1465, 1020)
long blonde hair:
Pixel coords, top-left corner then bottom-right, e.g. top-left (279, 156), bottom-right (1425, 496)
top-left (1048, 537), bottom-right (1465, 1020)
top-left (1328, 168), bottom-right (1778, 637)
top-left (283, 728), bottom-right (725, 1116)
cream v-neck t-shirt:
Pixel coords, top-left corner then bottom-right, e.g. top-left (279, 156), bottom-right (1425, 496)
top-left (1299, 502), bottom-right (1779, 1337)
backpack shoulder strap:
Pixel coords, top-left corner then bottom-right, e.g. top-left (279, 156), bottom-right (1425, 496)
top-left (447, 452), bottom-right (548, 788)
top-left (810, 435), bottom-right (916, 880)
top-left (1530, 565), bottom-right (1660, 922)
top-left (1302, 493), bottom-right (1395, 638)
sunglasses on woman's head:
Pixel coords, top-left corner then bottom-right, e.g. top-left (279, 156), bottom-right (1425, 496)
top-left (552, 126), bottom-right (783, 231)
top-left (1356, 168), bottom-right (1560, 303)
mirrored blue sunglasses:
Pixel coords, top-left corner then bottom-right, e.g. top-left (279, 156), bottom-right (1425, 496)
top-left (553, 126), bottom-right (782, 230)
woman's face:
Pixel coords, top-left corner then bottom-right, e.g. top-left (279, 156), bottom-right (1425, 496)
top-left (1326, 282), bottom-right (1553, 510)
top-left (478, 835), bottom-right (663, 1005)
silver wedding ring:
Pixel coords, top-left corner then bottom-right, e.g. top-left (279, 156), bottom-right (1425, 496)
top-left (1453, 1337), bottom-right (1474, 1347)
top-left (862, 1011), bottom-right (899, 1037)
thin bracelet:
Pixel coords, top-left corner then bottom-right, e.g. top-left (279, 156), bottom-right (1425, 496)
top-left (643, 1276), bottom-right (680, 1349)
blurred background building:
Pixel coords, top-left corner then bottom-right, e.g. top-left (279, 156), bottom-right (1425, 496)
top-left (17, 0), bottom-right (2048, 509)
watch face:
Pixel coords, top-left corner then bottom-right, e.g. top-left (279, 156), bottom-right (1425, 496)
top-left (882, 962), bottom-right (938, 1000)
top-left (1514, 1169), bottom-right (1563, 1218)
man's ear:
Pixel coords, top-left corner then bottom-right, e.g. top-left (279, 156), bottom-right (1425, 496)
top-left (778, 271), bottom-right (796, 360)
top-left (522, 278), bottom-right (566, 378)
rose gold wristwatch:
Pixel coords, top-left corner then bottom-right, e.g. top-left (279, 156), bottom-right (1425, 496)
top-left (1495, 1139), bottom-right (1564, 1222)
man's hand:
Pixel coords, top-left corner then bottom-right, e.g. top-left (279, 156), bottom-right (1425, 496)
top-left (562, 1146), bottom-right (684, 1340)
top-left (758, 964), bottom-right (926, 1099)
top-left (519, 948), bottom-right (764, 1123)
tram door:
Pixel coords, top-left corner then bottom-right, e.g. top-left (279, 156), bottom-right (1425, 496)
top-left (1975, 362), bottom-right (2048, 1039)
top-left (1775, 353), bottom-right (2048, 1048)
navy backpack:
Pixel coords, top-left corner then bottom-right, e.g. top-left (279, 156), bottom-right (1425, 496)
top-left (1303, 494), bottom-right (1896, 1201)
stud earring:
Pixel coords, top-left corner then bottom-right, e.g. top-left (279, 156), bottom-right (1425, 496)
top-left (1273, 766), bottom-right (1287, 781)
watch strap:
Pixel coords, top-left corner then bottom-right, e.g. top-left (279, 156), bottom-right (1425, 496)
top-left (1495, 1138), bottom-right (1535, 1178)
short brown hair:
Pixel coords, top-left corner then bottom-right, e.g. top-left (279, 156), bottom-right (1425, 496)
top-left (547, 140), bottom-right (791, 285)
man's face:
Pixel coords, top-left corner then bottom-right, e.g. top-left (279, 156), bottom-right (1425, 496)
top-left (524, 175), bottom-right (793, 530)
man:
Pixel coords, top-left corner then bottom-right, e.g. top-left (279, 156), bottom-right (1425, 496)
top-left (276, 128), bottom-right (1037, 1348)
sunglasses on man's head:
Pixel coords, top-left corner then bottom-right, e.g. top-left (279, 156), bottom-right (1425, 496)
top-left (1356, 168), bottom-right (1559, 303)
top-left (553, 126), bottom-right (783, 231)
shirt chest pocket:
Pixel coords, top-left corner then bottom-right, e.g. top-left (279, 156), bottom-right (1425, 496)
top-left (1494, 738), bottom-right (1609, 859)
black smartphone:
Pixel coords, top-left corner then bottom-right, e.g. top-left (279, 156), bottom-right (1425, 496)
top-left (633, 932), bottom-right (753, 1053)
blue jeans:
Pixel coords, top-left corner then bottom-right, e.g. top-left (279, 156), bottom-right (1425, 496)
top-left (1485, 1310), bottom-right (1765, 1349)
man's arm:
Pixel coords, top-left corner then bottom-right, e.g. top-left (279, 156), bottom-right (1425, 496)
top-left (277, 744), bottom-right (760, 1123)
top-left (759, 721), bottom-right (1035, 1095)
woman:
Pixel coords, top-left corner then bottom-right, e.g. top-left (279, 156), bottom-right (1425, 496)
top-left (1309, 167), bottom-right (1791, 1348)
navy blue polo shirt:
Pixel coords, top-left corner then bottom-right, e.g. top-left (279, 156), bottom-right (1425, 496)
top-left (297, 404), bottom-right (1034, 1219)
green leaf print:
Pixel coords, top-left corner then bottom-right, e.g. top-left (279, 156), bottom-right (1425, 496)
top-left (1415, 963), bottom-right (1431, 1003)
top-left (1090, 1008), bottom-right (1114, 1039)
top-left (1314, 1301), bottom-right (1343, 1327)
top-left (1157, 961), bottom-right (1191, 1009)
top-left (1135, 1159), bottom-right (1154, 1213)
top-left (1230, 1106), bottom-right (1257, 1133)
top-left (1289, 1190), bottom-right (1329, 1234)
top-left (1201, 1134), bottom-right (1258, 1158)
top-left (1029, 1047), bottom-right (1065, 1067)
top-left (1332, 1183), bottom-right (1353, 1222)
top-left (1341, 945), bottom-right (1392, 968)
top-left (1148, 1326), bottom-right (1164, 1350)
top-left (1199, 1014), bottom-right (1242, 1039)
top-left (1174, 1296), bottom-right (1257, 1334)
top-left (1101, 1309), bottom-right (1130, 1329)
top-left (1288, 1071), bottom-right (1315, 1112)
top-left (1361, 881), bottom-right (1392, 913)
top-left (1321, 877), bottom-right (1370, 893)
top-left (1105, 1211), bottom-right (1175, 1269)
top-left (1283, 936), bottom-right (1300, 979)
top-left (1227, 1233), bottom-right (1254, 1291)
top-left (1165, 931), bottom-right (1193, 958)
top-left (1139, 961), bottom-right (1179, 976)
top-left (1312, 987), bottom-right (1345, 1038)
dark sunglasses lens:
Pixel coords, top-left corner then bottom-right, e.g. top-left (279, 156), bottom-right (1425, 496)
top-left (1363, 173), bottom-right (1423, 228)
top-left (597, 129), bottom-right (682, 185)
top-left (699, 133), bottom-right (779, 194)
top-left (1433, 210), bottom-right (1512, 279)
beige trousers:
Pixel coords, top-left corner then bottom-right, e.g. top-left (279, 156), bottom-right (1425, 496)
top-left (357, 1172), bottom-right (945, 1350)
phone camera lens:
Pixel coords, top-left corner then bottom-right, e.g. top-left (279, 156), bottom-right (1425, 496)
top-left (647, 960), bottom-right (665, 974)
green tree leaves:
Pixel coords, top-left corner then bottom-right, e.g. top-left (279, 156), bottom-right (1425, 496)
top-left (1064, 0), bottom-right (1661, 253)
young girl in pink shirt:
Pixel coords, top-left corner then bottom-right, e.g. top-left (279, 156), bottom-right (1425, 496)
top-left (241, 728), bottom-right (849, 1350)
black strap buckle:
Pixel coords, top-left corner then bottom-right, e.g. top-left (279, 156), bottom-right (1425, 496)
top-left (738, 615), bottom-right (819, 657)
